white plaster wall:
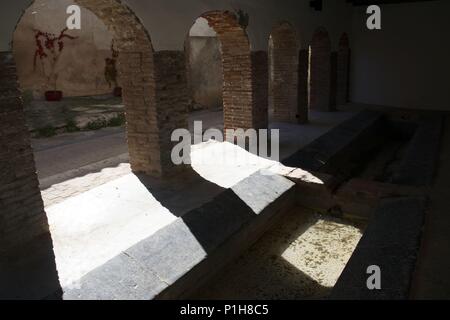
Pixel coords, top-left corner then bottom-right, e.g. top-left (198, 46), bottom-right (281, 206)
top-left (0, 0), bottom-right (353, 52)
top-left (350, 1), bottom-right (450, 110)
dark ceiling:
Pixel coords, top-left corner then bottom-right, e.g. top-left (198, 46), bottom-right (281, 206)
top-left (347, 0), bottom-right (438, 5)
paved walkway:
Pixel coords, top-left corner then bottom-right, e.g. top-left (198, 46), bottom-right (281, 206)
top-left (25, 95), bottom-right (123, 131)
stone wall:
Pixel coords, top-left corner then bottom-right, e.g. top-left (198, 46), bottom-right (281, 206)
top-left (310, 27), bottom-right (332, 112)
top-left (0, 52), bottom-right (49, 250)
top-left (269, 22), bottom-right (299, 123)
top-left (186, 36), bottom-right (223, 111)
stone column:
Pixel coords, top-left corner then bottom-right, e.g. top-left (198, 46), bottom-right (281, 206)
top-left (310, 28), bottom-right (332, 112)
top-left (298, 49), bottom-right (309, 123)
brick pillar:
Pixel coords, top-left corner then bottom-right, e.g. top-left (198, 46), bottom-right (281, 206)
top-left (298, 49), bottom-right (309, 123)
top-left (202, 11), bottom-right (256, 131)
top-left (337, 38), bottom-right (350, 106)
top-left (251, 51), bottom-right (269, 130)
top-left (330, 51), bottom-right (338, 111)
top-left (310, 28), bottom-right (332, 112)
top-left (0, 52), bottom-right (49, 250)
top-left (75, 0), bottom-right (189, 177)
top-left (121, 50), bottom-right (188, 177)
top-left (269, 23), bottom-right (299, 123)
top-left (154, 51), bottom-right (189, 174)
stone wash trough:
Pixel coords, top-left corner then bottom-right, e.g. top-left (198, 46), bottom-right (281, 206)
top-left (48, 108), bottom-right (442, 300)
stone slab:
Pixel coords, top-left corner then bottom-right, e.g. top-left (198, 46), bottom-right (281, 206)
top-left (331, 197), bottom-right (427, 300)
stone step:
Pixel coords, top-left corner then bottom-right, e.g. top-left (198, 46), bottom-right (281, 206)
top-left (61, 171), bottom-right (296, 300)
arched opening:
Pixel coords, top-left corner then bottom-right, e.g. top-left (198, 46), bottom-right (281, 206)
top-left (309, 27), bottom-right (332, 112)
top-left (185, 17), bottom-right (224, 132)
top-left (268, 21), bottom-right (299, 123)
top-left (194, 11), bottom-right (264, 131)
top-left (337, 33), bottom-right (350, 106)
top-left (12, 0), bottom-right (130, 194)
top-left (1, 0), bottom-right (176, 298)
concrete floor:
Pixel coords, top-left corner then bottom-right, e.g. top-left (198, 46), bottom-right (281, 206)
top-left (193, 207), bottom-right (364, 300)
top-left (36, 109), bottom-right (356, 291)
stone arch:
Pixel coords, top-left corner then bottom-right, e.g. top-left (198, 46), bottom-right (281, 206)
top-left (269, 21), bottom-right (300, 123)
top-left (309, 27), bottom-right (332, 111)
top-left (199, 11), bottom-right (267, 131)
top-left (1, 0), bottom-right (185, 253)
top-left (337, 32), bottom-right (350, 106)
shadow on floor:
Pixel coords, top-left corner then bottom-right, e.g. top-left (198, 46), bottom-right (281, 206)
top-left (136, 167), bottom-right (226, 218)
top-left (0, 232), bottom-right (62, 300)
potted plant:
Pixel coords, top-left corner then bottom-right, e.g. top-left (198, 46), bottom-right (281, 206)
top-left (105, 40), bottom-right (121, 97)
top-left (33, 27), bottom-right (77, 101)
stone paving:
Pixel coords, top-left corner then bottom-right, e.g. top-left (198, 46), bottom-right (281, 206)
top-left (41, 162), bottom-right (131, 208)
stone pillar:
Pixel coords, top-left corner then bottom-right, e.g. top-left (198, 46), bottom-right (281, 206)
top-left (0, 52), bottom-right (49, 250)
top-left (298, 49), bottom-right (309, 123)
top-left (270, 24), bottom-right (299, 123)
top-left (251, 51), bottom-right (269, 130)
top-left (337, 47), bottom-right (350, 106)
top-left (310, 28), bottom-right (332, 112)
top-left (330, 51), bottom-right (338, 111)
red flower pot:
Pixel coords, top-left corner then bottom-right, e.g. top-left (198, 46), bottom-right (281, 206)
top-left (113, 87), bottom-right (122, 97)
top-left (45, 90), bottom-right (63, 102)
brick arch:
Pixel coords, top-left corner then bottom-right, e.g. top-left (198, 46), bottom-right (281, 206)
top-left (337, 32), bottom-right (351, 105)
top-left (309, 27), bottom-right (332, 111)
top-left (200, 11), bottom-right (267, 131)
top-left (74, 0), bottom-right (175, 177)
top-left (1, 0), bottom-right (183, 253)
top-left (269, 21), bottom-right (301, 123)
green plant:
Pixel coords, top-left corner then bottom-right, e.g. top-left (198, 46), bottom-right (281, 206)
top-left (107, 113), bottom-right (126, 127)
top-left (85, 119), bottom-right (107, 131)
top-left (65, 119), bottom-right (80, 132)
top-left (235, 9), bottom-right (249, 30)
top-left (22, 90), bottom-right (34, 107)
top-left (37, 125), bottom-right (57, 138)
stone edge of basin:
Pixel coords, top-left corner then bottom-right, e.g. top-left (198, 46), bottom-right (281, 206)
top-left (61, 170), bottom-right (297, 300)
top-left (330, 196), bottom-right (428, 300)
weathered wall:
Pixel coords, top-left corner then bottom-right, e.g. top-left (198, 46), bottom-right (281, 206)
top-left (186, 36), bottom-right (223, 111)
top-left (13, 0), bottom-right (115, 98)
top-left (350, 1), bottom-right (450, 110)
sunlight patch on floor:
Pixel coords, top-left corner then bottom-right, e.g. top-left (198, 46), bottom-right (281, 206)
top-left (281, 215), bottom-right (363, 288)
top-left (46, 174), bottom-right (177, 288)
